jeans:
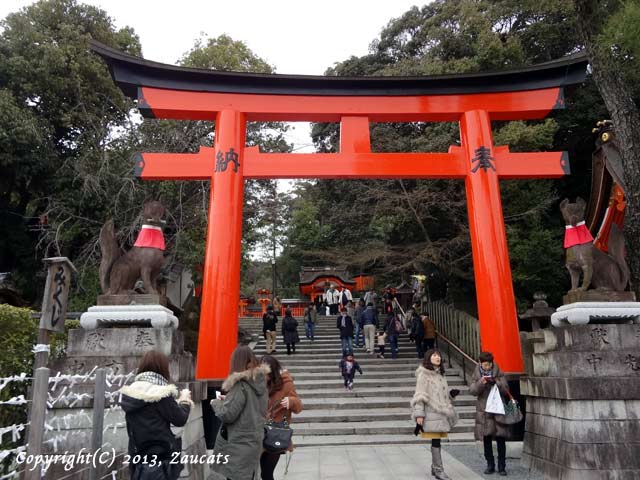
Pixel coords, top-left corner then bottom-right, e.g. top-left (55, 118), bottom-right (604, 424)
top-left (415, 339), bottom-right (424, 359)
top-left (341, 336), bottom-right (353, 356)
top-left (363, 325), bottom-right (376, 352)
top-left (388, 334), bottom-right (399, 358)
top-left (354, 323), bottom-right (364, 347)
top-left (305, 321), bottom-right (315, 339)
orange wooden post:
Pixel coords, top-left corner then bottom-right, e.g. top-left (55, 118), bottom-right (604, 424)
top-left (196, 110), bottom-right (246, 379)
top-left (461, 110), bottom-right (524, 373)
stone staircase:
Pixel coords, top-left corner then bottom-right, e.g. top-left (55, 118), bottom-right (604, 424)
top-left (240, 315), bottom-right (476, 447)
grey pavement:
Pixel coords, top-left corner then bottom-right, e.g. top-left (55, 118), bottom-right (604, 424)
top-left (274, 444), bottom-right (483, 479)
top-left (273, 443), bottom-right (545, 480)
top-left (443, 444), bottom-right (543, 480)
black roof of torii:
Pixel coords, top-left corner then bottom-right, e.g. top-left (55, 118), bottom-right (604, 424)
top-left (90, 40), bottom-right (588, 99)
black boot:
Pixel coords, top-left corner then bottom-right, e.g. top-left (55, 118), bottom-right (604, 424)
top-left (483, 436), bottom-right (495, 474)
top-left (497, 437), bottom-right (507, 475)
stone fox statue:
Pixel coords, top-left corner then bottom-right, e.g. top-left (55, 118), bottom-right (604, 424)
top-left (99, 201), bottom-right (166, 295)
top-left (560, 197), bottom-right (629, 292)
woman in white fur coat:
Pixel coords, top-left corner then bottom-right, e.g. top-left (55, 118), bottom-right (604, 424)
top-left (411, 349), bottom-right (459, 480)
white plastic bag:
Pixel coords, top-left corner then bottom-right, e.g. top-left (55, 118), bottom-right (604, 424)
top-left (485, 384), bottom-right (505, 415)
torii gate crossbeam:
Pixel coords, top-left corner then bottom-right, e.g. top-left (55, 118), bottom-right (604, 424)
top-left (92, 41), bottom-right (588, 379)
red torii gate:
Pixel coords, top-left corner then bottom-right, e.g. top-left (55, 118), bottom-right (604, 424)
top-left (93, 41), bottom-right (587, 379)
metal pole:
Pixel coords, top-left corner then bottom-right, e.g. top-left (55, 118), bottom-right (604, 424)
top-left (25, 367), bottom-right (50, 480)
top-left (271, 259), bottom-right (277, 300)
top-left (89, 369), bottom-right (106, 480)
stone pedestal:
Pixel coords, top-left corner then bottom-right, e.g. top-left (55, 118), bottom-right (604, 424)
top-left (562, 289), bottom-right (636, 305)
top-left (43, 326), bottom-right (207, 479)
top-left (551, 301), bottom-right (640, 327)
top-left (80, 305), bottom-right (179, 329)
top-left (520, 324), bottom-right (640, 479)
top-left (97, 293), bottom-right (168, 306)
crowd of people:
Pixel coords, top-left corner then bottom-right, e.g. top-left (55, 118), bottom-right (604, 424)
top-left (121, 297), bottom-right (514, 479)
top-left (264, 286), bottom-right (438, 364)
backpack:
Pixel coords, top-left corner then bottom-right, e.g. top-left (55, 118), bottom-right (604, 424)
top-left (394, 318), bottom-right (405, 333)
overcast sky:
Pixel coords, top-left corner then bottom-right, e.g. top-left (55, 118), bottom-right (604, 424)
top-left (1, 0), bottom-right (423, 153)
top-left (0, 0), bottom-right (420, 75)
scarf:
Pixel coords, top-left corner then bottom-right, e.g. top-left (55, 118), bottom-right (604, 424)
top-left (564, 221), bottom-right (593, 248)
top-left (135, 371), bottom-right (169, 386)
top-left (479, 365), bottom-right (493, 377)
top-left (134, 224), bottom-right (166, 250)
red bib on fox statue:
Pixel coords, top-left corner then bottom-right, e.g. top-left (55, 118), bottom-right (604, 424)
top-left (564, 221), bottom-right (594, 248)
top-left (134, 224), bottom-right (166, 250)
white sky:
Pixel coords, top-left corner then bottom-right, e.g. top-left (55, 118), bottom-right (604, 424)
top-left (0, 0), bottom-right (419, 74)
top-left (2, 1), bottom-right (426, 257)
top-left (1, 0), bottom-right (422, 153)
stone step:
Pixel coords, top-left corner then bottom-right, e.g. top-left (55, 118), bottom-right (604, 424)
top-left (254, 340), bottom-right (416, 347)
top-left (289, 419), bottom-right (475, 436)
top-left (255, 350), bottom-right (418, 358)
top-left (277, 358), bottom-right (425, 367)
top-left (284, 363), bottom-right (459, 372)
top-left (252, 335), bottom-right (414, 342)
top-left (292, 432), bottom-right (475, 447)
top-left (294, 406), bottom-right (477, 423)
top-left (286, 369), bottom-right (459, 379)
top-left (300, 395), bottom-right (475, 410)
top-left (255, 336), bottom-right (416, 343)
top-left (294, 378), bottom-right (468, 389)
top-left (296, 386), bottom-right (472, 399)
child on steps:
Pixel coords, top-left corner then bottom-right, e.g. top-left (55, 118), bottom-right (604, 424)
top-left (377, 331), bottom-right (387, 359)
top-left (339, 353), bottom-right (363, 391)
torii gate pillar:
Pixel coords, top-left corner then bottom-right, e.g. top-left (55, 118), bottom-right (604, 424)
top-left (198, 110), bottom-right (246, 378)
top-left (462, 110), bottom-right (521, 367)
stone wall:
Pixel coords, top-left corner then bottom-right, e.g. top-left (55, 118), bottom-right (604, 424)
top-left (521, 323), bottom-right (640, 479)
top-left (43, 328), bottom-right (207, 479)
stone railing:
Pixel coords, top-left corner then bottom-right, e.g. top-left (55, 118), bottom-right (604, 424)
top-left (426, 301), bottom-right (481, 364)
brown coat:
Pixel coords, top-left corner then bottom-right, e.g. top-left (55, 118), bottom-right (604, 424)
top-left (469, 363), bottom-right (510, 440)
top-left (422, 316), bottom-right (436, 339)
top-left (267, 371), bottom-right (303, 451)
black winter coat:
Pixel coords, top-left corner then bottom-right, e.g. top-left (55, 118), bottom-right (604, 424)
top-left (336, 315), bottom-right (354, 338)
top-left (120, 377), bottom-right (191, 479)
top-left (282, 315), bottom-right (300, 344)
top-left (262, 312), bottom-right (278, 333)
top-left (411, 314), bottom-right (425, 341)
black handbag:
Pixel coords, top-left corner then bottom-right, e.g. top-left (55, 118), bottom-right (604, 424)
top-left (263, 404), bottom-right (293, 453)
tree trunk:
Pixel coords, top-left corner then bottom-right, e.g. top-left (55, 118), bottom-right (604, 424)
top-left (574, 0), bottom-right (640, 295)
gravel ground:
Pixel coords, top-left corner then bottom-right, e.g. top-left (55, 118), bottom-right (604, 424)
top-left (443, 444), bottom-right (544, 480)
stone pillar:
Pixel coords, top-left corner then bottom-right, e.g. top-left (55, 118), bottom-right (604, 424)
top-left (520, 323), bottom-right (640, 479)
